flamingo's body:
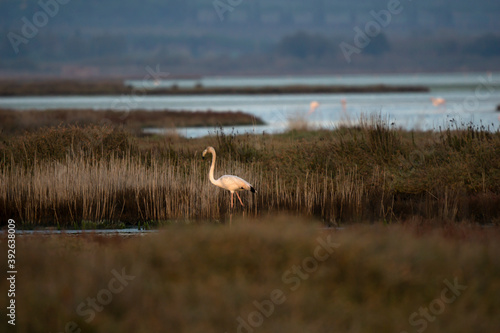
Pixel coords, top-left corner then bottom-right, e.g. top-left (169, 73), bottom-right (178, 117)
top-left (308, 101), bottom-right (320, 115)
top-left (431, 97), bottom-right (446, 107)
top-left (202, 146), bottom-right (256, 208)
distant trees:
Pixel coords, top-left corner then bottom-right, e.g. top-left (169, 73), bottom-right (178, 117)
top-left (88, 35), bottom-right (128, 58)
top-left (277, 31), bottom-right (336, 59)
top-left (464, 34), bottom-right (500, 57)
top-left (434, 39), bottom-right (459, 56)
top-left (277, 31), bottom-right (391, 59)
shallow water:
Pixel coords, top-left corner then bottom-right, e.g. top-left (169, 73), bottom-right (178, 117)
top-left (12, 228), bottom-right (157, 235)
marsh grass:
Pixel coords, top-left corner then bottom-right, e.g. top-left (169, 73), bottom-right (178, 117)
top-left (1, 219), bottom-right (499, 332)
top-left (1, 117), bottom-right (499, 227)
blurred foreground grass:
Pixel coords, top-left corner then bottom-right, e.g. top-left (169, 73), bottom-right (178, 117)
top-left (1, 217), bottom-right (499, 332)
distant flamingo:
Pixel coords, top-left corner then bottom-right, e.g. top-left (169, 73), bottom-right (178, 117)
top-left (431, 97), bottom-right (446, 107)
top-left (202, 146), bottom-right (256, 208)
top-left (430, 97), bottom-right (446, 113)
top-left (308, 101), bottom-right (320, 115)
top-left (341, 98), bottom-right (347, 112)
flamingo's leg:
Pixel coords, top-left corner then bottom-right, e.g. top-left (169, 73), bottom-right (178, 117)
top-left (230, 192), bottom-right (234, 208)
top-left (236, 192), bottom-right (245, 207)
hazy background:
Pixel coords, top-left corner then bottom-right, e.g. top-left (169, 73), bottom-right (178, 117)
top-left (1, 0), bottom-right (500, 78)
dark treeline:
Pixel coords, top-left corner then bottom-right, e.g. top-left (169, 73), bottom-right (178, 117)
top-left (1, 0), bottom-right (500, 76)
top-left (2, 0), bottom-right (499, 32)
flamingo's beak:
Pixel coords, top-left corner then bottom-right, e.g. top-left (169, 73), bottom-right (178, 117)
top-left (202, 150), bottom-right (207, 159)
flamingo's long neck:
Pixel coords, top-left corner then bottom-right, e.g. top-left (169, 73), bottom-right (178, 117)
top-left (209, 151), bottom-right (218, 185)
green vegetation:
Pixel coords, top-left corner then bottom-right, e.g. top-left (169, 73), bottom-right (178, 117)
top-left (1, 219), bottom-right (498, 332)
top-left (1, 115), bottom-right (499, 227)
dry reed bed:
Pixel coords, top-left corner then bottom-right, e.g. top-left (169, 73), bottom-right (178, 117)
top-left (0, 154), bottom-right (371, 225)
top-left (1, 220), bottom-right (499, 332)
top-left (1, 153), bottom-right (495, 227)
top-left (1, 155), bottom-right (246, 225)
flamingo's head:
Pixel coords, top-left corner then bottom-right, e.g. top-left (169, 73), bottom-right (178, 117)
top-left (202, 146), bottom-right (215, 159)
